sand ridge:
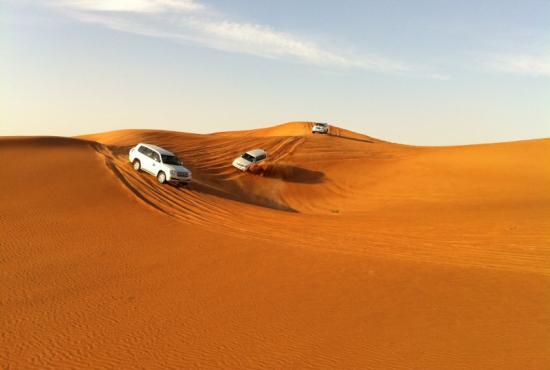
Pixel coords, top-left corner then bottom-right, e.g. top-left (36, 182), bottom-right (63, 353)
top-left (85, 123), bottom-right (550, 274)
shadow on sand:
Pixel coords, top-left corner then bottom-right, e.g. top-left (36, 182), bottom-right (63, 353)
top-left (327, 133), bottom-right (375, 144)
top-left (253, 163), bottom-right (325, 184)
top-left (191, 181), bottom-right (297, 212)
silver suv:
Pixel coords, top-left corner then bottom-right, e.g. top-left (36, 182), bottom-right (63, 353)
top-left (129, 143), bottom-right (192, 184)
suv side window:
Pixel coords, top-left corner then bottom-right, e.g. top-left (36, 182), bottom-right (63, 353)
top-left (143, 147), bottom-right (154, 159)
top-left (256, 154), bottom-right (266, 161)
top-left (151, 151), bottom-right (160, 162)
top-left (138, 145), bottom-right (148, 155)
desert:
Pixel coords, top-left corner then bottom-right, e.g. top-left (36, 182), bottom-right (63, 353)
top-left (1, 122), bottom-right (549, 369)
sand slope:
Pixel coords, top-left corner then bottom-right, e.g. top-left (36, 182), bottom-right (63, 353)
top-left (1, 122), bottom-right (549, 369)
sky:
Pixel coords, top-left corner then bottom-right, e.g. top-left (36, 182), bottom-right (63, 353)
top-left (1, 0), bottom-right (549, 145)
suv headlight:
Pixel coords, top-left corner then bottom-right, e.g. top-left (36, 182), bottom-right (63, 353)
top-left (170, 170), bottom-right (177, 176)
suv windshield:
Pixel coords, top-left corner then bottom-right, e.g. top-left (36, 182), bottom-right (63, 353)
top-left (241, 153), bottom-right (255, 162)
top-left (161, 155), bottom-right (182, 165)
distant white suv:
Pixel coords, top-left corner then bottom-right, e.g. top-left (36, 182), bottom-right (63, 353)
top-left (312, 122), bottom-right (329, 134)
top-left (232, 149), bottom-right (268, 172)
top-left (129, 143), bottom-right (192, 184)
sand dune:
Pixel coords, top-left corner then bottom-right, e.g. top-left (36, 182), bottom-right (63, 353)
top-left (2, 122), bottom-right (549, 369)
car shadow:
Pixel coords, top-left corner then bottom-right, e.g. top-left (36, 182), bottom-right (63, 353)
top-left (252, 163), bottom-right (325, 184)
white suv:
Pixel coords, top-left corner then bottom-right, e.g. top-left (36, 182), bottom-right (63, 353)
top-left (232, 149), bottom-right (268, 172)
top-left (312, 122), bottom-right (329, 134)
top-left (129, 143), bottom-right (192, 184)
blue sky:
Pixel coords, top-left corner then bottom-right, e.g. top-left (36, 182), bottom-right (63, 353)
top-left (1, 0), bottom-right (549, 144)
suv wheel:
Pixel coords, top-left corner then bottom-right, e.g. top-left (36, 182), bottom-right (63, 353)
top-left (157, 171), bottom-right (166, 184)
top-left (133, 159), bottom-right (141, 171)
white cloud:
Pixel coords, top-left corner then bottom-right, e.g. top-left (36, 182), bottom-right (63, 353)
top-left (58, 0), bottom-right (205, 13)
top-left (487, 54), bottom-right (550, 77)
top-left (49, 0), bottom-right (410, 73)
top-left (182, 19), bottom-right (409, 72)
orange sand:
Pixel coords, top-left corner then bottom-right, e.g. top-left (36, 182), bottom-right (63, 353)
top-left (1, 122), bottom-right (549, 369)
